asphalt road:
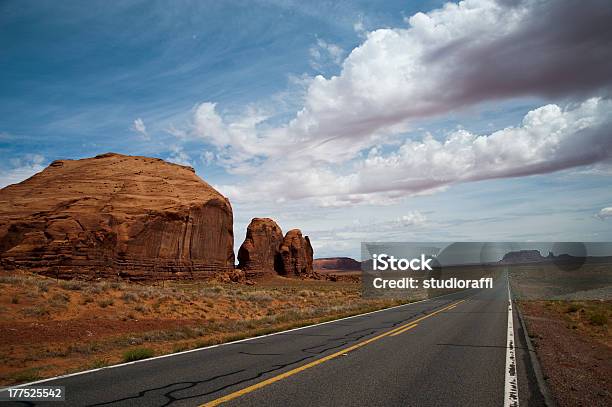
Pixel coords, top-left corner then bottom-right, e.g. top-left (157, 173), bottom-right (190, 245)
top-left (6, 274), bottom-right (545, 407)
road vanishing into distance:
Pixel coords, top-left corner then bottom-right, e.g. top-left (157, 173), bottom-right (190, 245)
top-left (7, 274), bottom-right (546, 407)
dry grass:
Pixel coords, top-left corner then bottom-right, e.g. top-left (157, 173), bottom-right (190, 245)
top-left (539, 300), bottom-right (611, 346)
top-left (0, 270), bottom-right (407, 385)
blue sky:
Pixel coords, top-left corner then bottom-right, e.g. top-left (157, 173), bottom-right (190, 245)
top-left (1, 0), bottom-right (612, 259)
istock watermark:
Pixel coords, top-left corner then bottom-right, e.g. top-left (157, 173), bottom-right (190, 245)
top-left (361, 242), bottom-right (612, 300)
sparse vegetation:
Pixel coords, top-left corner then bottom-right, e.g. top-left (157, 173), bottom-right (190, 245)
top-left (565, 304), bottom-right (580, 313)
top-left (298, 289), bottom-right (314, 297)
top-left (246, 291), bottom-right (273, 303)
top-left (0, 270), bottom-right (407, 385)
top-left (97, 298), bottom-right (114, 308)
top-left (589, 312), bottom-right (607, 326)
top-left (35, 280), bottom-right (50, 293)
top-left (22, 306), bottom-right (49, 317)
top-left (81, 295), bottom-right (94, 305)
top-left (10, 369), bottom-right (41, 383)
top-left (91, 359), bottom-right (109, 369)
top-left (49, 292), bottom-right (70, 306)
top-left (122, 348), bottom-right (154, 362)
top-left (121, 292), bottom-right (138, 303)
top-left (59, 280), bottom-right (84, 291)
top-left (134, 303), bottom-right (149, 313)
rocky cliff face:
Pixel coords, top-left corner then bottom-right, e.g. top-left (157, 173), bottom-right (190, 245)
top-left (237, 220), bottom-right (316, 278)
top-left (237, 218), bottom-right (284, 276)
top-left (279, 229), bottom-right (315, 277)
top-left (0, 153), bottom-right (234, 279)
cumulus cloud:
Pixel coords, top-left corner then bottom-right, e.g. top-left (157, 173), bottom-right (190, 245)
top-left (0, 154), bottom-right (46, 188)
top-left (282, 0), bottom-right (612, 164)
top-left (597, 207), bottom-right (612, 220)
top-left (131, 118), bottom-right (149, 140)
top-left (187, 0), bottom-right (612, 205)
top-left (219, 98), bottom-right (612, 204)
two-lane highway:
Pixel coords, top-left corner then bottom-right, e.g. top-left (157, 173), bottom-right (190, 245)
top-left (7, 274), bottom-right (546, 406)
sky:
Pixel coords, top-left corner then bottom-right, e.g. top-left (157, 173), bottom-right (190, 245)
top-left (1, 0), bottom-right (612, 259)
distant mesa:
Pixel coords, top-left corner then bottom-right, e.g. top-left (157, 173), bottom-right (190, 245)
top-left (499, 250), bottom-right (548, 264)
top-left (499, 249), bottom-right (591, 270)
top-left (0, 153), bottom-right (235, 279)
top-left (238, 218), bottom-right (317, 279)
top-left (313, 257), bottom-right (361, 271)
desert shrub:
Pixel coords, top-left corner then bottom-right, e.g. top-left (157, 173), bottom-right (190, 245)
top-left (68, 342), bottom-right (100, 355)
top-left (81, 296), bottom-right (94, 305)
top-left (134, 303), bottom-right (149, 313)
top-left (0, 274), bottom-right (22, 285)
top-left (211, 286), bottom-right (223, 293)
top-left (11, 296), bottom-right (19, 304)
top-left (49, 292), bottom-right (70, 306)
top-left (91, 359), bottom-right (109, 369)
top-left (121, 292), bottom-right (138, 303)
top-left (137, 289), bottom-right (154, 300)
top-left (97, 298), bottom-right (114, 308)
top-left (10, 368), bottom-right (41, 383)
top-left (35, 280), bottom-right (50, 293)
top-left (85, 285), bottom-right (102, 295)
top-left (247, 291), bottom-right (273, 303)
top-left (122, 347), bottom-right (154, 362)
top-left (589, 312), bottom-right (608, 326)
top-left (565, 304), bottom-right (580, 313)
top-left (22, 306), bottom-right (49, 317)
top-left (59, 280), bottom-right (84, 291)
top-left (173, 344), bottom-right (189, 353)
top-left (298, 289), bottom-right (314, 297)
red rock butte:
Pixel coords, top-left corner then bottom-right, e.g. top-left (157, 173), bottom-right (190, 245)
top-left (0, 153), bottom-right (235, 279)
top-left (238, 218), bottom-right (317, 278)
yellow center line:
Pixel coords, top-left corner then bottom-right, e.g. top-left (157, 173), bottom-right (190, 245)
top-left (201, 299), bottom-right (465, 406)
top-left (389, 323), bottom-right (418, 337)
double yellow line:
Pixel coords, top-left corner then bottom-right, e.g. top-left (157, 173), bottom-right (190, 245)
top-left (202, 299), bottom-right (465, 406)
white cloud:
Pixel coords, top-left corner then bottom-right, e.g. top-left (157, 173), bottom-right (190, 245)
top-left (309, 39), bottom-right (344, 71)
top-left (185, 0), bottom-right (612, 206)
top-left (398, 211), bottom-right (427, 227)
top-left (0, 154), bottom-right (46, 188)
top-left (597, 207), bottom-right (612, 220)
top-left (201, 151), bottom-right (215, 165)
top-left (131, 118), bottom-right (149, 140)
top-left (166, 146), bottom-right (192, 167)
top-left (353, 17), bottom-right (365, 36)
top-left (218, 98), bottom-right (612, 205)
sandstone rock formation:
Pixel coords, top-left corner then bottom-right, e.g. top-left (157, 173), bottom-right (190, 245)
top-left (0, 153), bottom-right (235, 279)
top-left (279, 229), bottom-right (315, 277)
top-left (237, 218), bottom-right (284, 276)
top-left (237, 220), bottom-right (316, 278)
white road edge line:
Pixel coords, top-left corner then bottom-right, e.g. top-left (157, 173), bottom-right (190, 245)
top-left (4, 290), bottom-right (467, 389)
top-left (505, 275), bottom-right (519, 407)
